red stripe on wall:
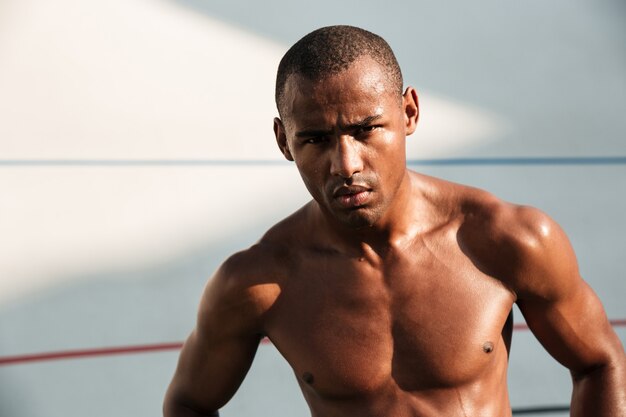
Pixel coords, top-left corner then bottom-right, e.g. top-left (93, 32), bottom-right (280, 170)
top-left (0, 342), bottom-right (183, 366)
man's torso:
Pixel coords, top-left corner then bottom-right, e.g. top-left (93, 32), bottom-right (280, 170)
top-left (239, 173), bottom-right (519, 416)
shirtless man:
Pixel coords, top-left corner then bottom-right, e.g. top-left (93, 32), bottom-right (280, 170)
top-left (163, 26), bottom-right (626, 416)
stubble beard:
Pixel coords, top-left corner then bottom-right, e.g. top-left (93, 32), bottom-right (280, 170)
top-left (335, 203), bottom-right (383, 229)
top-left (319, 191), bottom-right (387, 230)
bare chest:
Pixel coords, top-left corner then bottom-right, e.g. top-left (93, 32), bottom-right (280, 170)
top-left (263, 245), bottom-right (515, 398)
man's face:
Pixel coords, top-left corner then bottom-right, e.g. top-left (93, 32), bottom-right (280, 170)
top-left (274, 57), bottom-right (418, 229)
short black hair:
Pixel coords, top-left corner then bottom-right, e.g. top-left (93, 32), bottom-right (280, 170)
top-left (275, 25), bottom-right (403, 117)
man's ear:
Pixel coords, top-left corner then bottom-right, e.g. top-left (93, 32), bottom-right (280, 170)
top-left (402, 87), bottom-right (419, 136)
top-left (274, 117), bottom-right (294, 161)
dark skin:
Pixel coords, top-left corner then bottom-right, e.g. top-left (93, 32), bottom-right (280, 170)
top-left (164, 56), bottom-right (626, 416)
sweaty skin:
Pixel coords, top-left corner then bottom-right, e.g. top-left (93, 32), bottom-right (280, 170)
top-left (164, 57), bottom-right (626, 417)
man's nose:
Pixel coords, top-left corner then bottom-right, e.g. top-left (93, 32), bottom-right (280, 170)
top-left (330, 137), bottom-right (363, 179)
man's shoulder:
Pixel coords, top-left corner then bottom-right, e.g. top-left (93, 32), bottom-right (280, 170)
top-left (200, 242), bottom-right (288, 333)
top-left (458, 186), bottom-right (552, 243)
top-left (446, 180), bottom-right (569, 292)
top-left (208, 202), bottom-right (313, 296)
top-left (199, 203), bottom-right (316, 329)
top-left (414, 171), bottom-right (558, 251)
top-left (462, 194), bottom-right (556, 252)
top-left (214, 241), bottom-right (290, 294)
top-left (416, 172), bottom-right (546, 237)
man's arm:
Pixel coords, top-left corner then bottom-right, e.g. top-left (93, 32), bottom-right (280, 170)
top-left (163, 250), bottom-right (275, 416)
top-left (504, 207), bottom-right (626, 416)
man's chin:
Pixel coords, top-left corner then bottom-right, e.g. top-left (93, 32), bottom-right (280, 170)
top-left (332, 207), bottom-right (380, 230)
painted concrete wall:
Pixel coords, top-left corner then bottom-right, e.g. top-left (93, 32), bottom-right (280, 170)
top-left (1, 1), bottom-right (624, 416)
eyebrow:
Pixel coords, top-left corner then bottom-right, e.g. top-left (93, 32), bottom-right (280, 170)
top-left (295, 128), bottom-right (333, 138)
top-left (294, 114), bottom-right (383, 138)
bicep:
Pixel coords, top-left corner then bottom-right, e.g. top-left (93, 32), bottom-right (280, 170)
top-left (165, 262), bottom-right (266, 415)
top-left (511, 210), bottom-right (623, 374)
top-left (517, 277), bottom-right (622, 375)
top-left (165, 325), bottom-right (261, 414)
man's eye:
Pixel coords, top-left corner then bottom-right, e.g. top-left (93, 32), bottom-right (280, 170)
top-left (305, 137), bottom-right (327, 145)
top-left (357, 125), bottom-right (379, 135)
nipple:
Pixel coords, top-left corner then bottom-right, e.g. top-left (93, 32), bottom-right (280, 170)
top-left (482, 341), bottom-right (494, 353)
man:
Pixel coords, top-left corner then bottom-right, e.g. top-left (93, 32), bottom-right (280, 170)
top-left (164, 25), bottom-right (625, 416)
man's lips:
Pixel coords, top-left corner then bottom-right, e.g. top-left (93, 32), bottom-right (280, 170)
top-left (332, 185), bottom-right (372, 208)
top-left (332, 185), bottom-right (370, 197)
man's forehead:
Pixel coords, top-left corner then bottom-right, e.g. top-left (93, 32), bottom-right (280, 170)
top-left (281, 57), bottom-right (398, 120)
top-left (283, 87), bottom-right (389, 130)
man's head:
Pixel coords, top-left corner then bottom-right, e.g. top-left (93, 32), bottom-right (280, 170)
top-left (275, 25), bottom-right (403, 118)
top-left (274, 26), bottom-right (418, 229)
